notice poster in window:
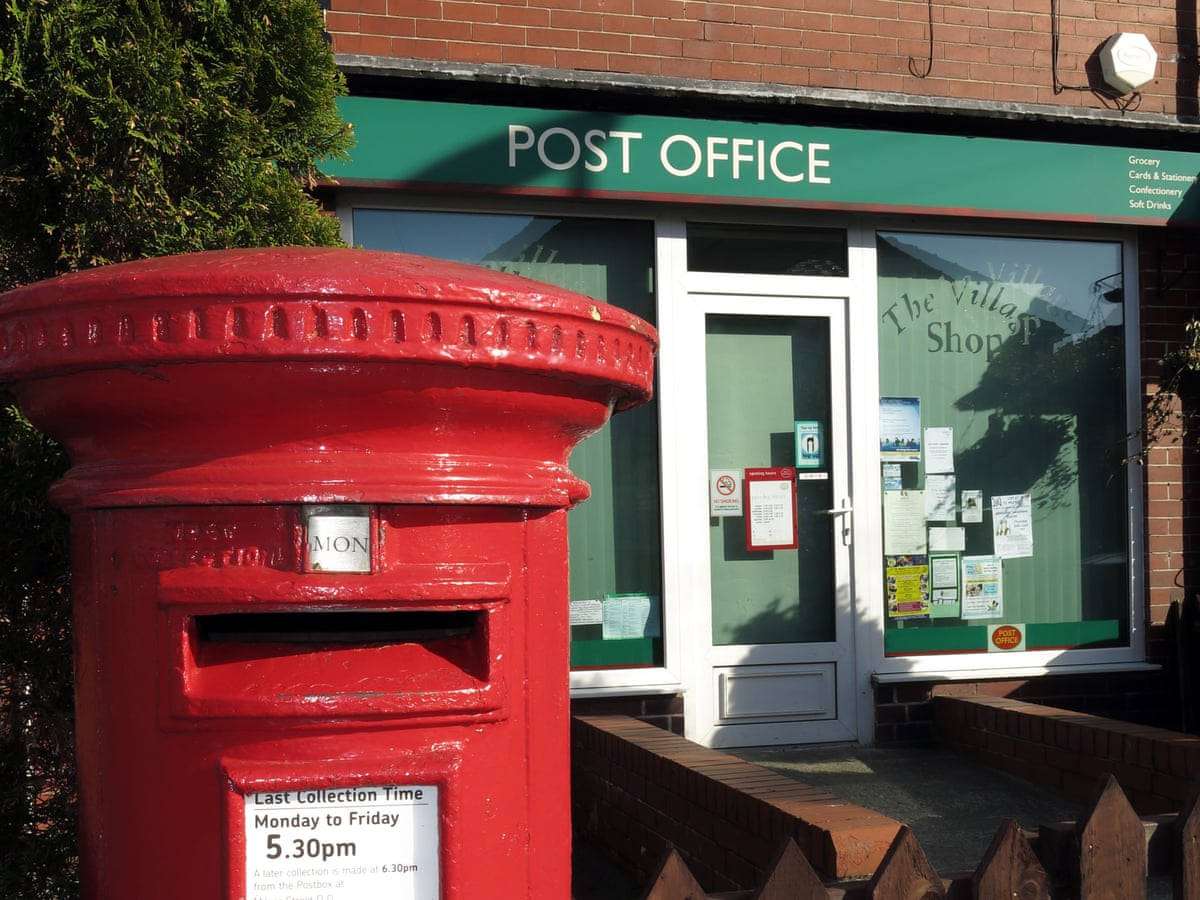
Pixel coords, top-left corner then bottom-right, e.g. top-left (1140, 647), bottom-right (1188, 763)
top-left (795, 420), bottom-right (823, 469)
top-left (960, 490), bottom-right (984, 524)
top-left (744, 467), bottom-right (798, 551)
top-left (962, 555), bottom-right (1003, 619)
top-left (569, 598), bottom-right (603, 627)
top-left (882, 463), bottom-right (903, 491)
top-left (885, 555), bottom-right (930, 619)
top-left (880, 397), bottom-right (921, 461)
top-left (924, 427), bottom-right (955, 473)
top-left (924, 473), bottom-right (957, 521)
top-left (928, 526), bottom-right (965, 552)
top-left (602, 593), bottom-right (661, 639)
top-left (709, 468), bottom-right (743, 517)
top-left (992, 493), bottom-right (1033, 558)
top-left (929, 554), bottom-right (960, 618)
top-left (883, 489), bottom-right (927, 555)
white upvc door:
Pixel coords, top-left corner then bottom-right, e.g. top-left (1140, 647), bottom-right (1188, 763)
top-left (671, 274), bottom-right (859, 748)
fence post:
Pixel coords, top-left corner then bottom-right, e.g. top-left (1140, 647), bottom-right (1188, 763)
top-left (752, 837), bottom-right (825, 900)
top-left (867, 825), bottom-right (946, 899)
top-left (972, 818), bottom-right (1051, 900)
top-left (1078, 775), bottom-right (1146, 899)
top-left (1177, 790), bottom-right (1200, 899)
top-left (641, 847), bottom-right (707, 900)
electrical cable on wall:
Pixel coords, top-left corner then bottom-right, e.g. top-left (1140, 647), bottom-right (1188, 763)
top-left (908, 0), bottom-right (935, 77)
top-left (1051, 0), bottom-right (1143, 110)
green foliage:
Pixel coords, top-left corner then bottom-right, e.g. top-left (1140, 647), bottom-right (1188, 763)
top-left (1143, 319), bottom-right (1200, 450)
top-left (0, 0), bottom-right (353, 290)
top-left (0, 402), bottom-right (73, 899)
top-left (0, 2), bottom-right (352, 894)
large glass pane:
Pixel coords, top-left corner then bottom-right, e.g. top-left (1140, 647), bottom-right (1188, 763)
top-left (353, 209), bottom-right (663, 668)
top-left (876, 232), bottom-right (1127, 654)
top-left (706, 315), bottom-right (835, 645)
top-left (688, 222), bottom-right (847, 276)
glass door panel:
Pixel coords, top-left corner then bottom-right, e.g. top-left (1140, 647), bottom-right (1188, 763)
top-left (705, 315), bottom-right (835, 646)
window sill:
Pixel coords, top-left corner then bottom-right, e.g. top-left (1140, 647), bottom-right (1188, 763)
top-left (871, 660), bottom-right (1161, 685)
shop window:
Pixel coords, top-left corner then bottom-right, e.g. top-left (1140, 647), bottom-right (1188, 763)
top-left (352, 209), bottom-right (663, 669)
top-left (687, 222), bottom-right (847, 276)
top-left (875, 232), bottom-right (1128, 655)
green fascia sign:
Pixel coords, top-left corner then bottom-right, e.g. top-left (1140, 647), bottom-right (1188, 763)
top-left (329, 96), bottom-right (1200, 226)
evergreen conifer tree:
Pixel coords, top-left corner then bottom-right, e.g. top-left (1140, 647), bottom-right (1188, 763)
top-left (0, 3), bottom-right (351, 893)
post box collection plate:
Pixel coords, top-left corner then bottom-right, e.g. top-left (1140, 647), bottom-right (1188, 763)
top-left (304, 505), bottom-right (372, 573)
top-left (243, 785), bottom-right (439, 899)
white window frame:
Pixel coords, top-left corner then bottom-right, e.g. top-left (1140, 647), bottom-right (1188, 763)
top-left (335, 192), bottom-right (1148, 715)
top-left (859, 218), bottom-right (1146, 685)
top-left (337, 190), bottom-right (686, 699)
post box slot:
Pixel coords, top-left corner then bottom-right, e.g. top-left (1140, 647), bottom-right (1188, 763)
top-left (172, 606), bottom-right (502, 720)
top-left (195, 610), bottom-right (477, 644)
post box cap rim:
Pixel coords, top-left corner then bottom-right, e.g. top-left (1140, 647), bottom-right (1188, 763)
top-left (0, 247), bottom-right (656, 339)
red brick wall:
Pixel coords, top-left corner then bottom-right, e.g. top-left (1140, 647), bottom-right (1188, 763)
top-left (571, 715), bottom-right (901, 889)
top-left (1139, 228), bottom-right (1200, 669)
top-left (876, 670), bottom-right (1176, 744)
top-left (570, 692), bottom-right (685, 735)
top-left (935, 694), bottom-right (1200, 814)
top-left (328, 0), bottom-right (1194, 117)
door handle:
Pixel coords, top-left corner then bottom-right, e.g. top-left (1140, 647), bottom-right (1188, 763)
top-left (820, 503), bottom-right (853, 516)
top-left (820, 499), bottom-right (853, 546)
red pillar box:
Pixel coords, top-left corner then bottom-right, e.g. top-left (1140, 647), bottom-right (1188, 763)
top-left (0, 249), bottom-right (656, 899)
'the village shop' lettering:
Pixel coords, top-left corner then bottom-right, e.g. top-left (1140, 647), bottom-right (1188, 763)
top-left (880, 278), bottom-right (1043, 362)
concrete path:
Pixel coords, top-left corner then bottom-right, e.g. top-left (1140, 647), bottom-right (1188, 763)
top-left (733, 744), bottom-right (1081, 874)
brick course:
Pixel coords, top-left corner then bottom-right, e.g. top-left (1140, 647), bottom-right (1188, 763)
top-left (571, 714), bottom-right (902, 890)
top-left (875, 669), bottom-right (1176, 745)
top-left (571, 692), bottom-right (686, 735)
top-left (935, 694), bottom-right (1200, 814)
top-left (330, 0), bottom-right (1195, 116)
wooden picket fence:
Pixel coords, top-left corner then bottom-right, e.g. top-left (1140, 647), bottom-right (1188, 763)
top-left (640, 775), bottom-right (1200, 899)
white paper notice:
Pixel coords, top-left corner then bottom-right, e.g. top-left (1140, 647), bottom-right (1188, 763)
top-left (962, 556), bottom-right (1003, 619)
top-left (569, 599), bottom-right (603, 627)
top-left (924, 473), bottom-right (957, 521)
top-left (709, 469), bottom-right (743, 517)
top-left (929, 526), bottom-right (966, 552)
top-left (883, 490), bottom-right (927, 555)
top-left (930, 555), bottom-right (959, 588)
top-left (602, 594), bottom-right (661, 639)
top-left (882, 463), bottom-right (903, 491)
top-left (992, 493), bottom-right (1033, 558)
top-left (748, 478), bottom-right (795, 547)
top-left (924, 427), bottom-right (954, 473)
top-left (244, 785), bottom-right (438, 900)
top-left (960, 490), bottom-right (984, 524)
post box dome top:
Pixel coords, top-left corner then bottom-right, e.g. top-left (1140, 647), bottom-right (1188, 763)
top-left (0, 247), bottom-right (656, 409)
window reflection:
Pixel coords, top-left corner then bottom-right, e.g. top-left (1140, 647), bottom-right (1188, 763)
top-left (352, 208), bottom-right (664, 670)
top-left (876, 232), bottom-right (1127, 655)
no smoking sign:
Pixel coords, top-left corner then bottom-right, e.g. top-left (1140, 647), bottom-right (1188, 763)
top-left (709, 469), bottom-right (743, 517)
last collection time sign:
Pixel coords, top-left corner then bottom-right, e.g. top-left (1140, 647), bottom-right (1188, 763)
top-left (243, 784), bottom-right (439, 900)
